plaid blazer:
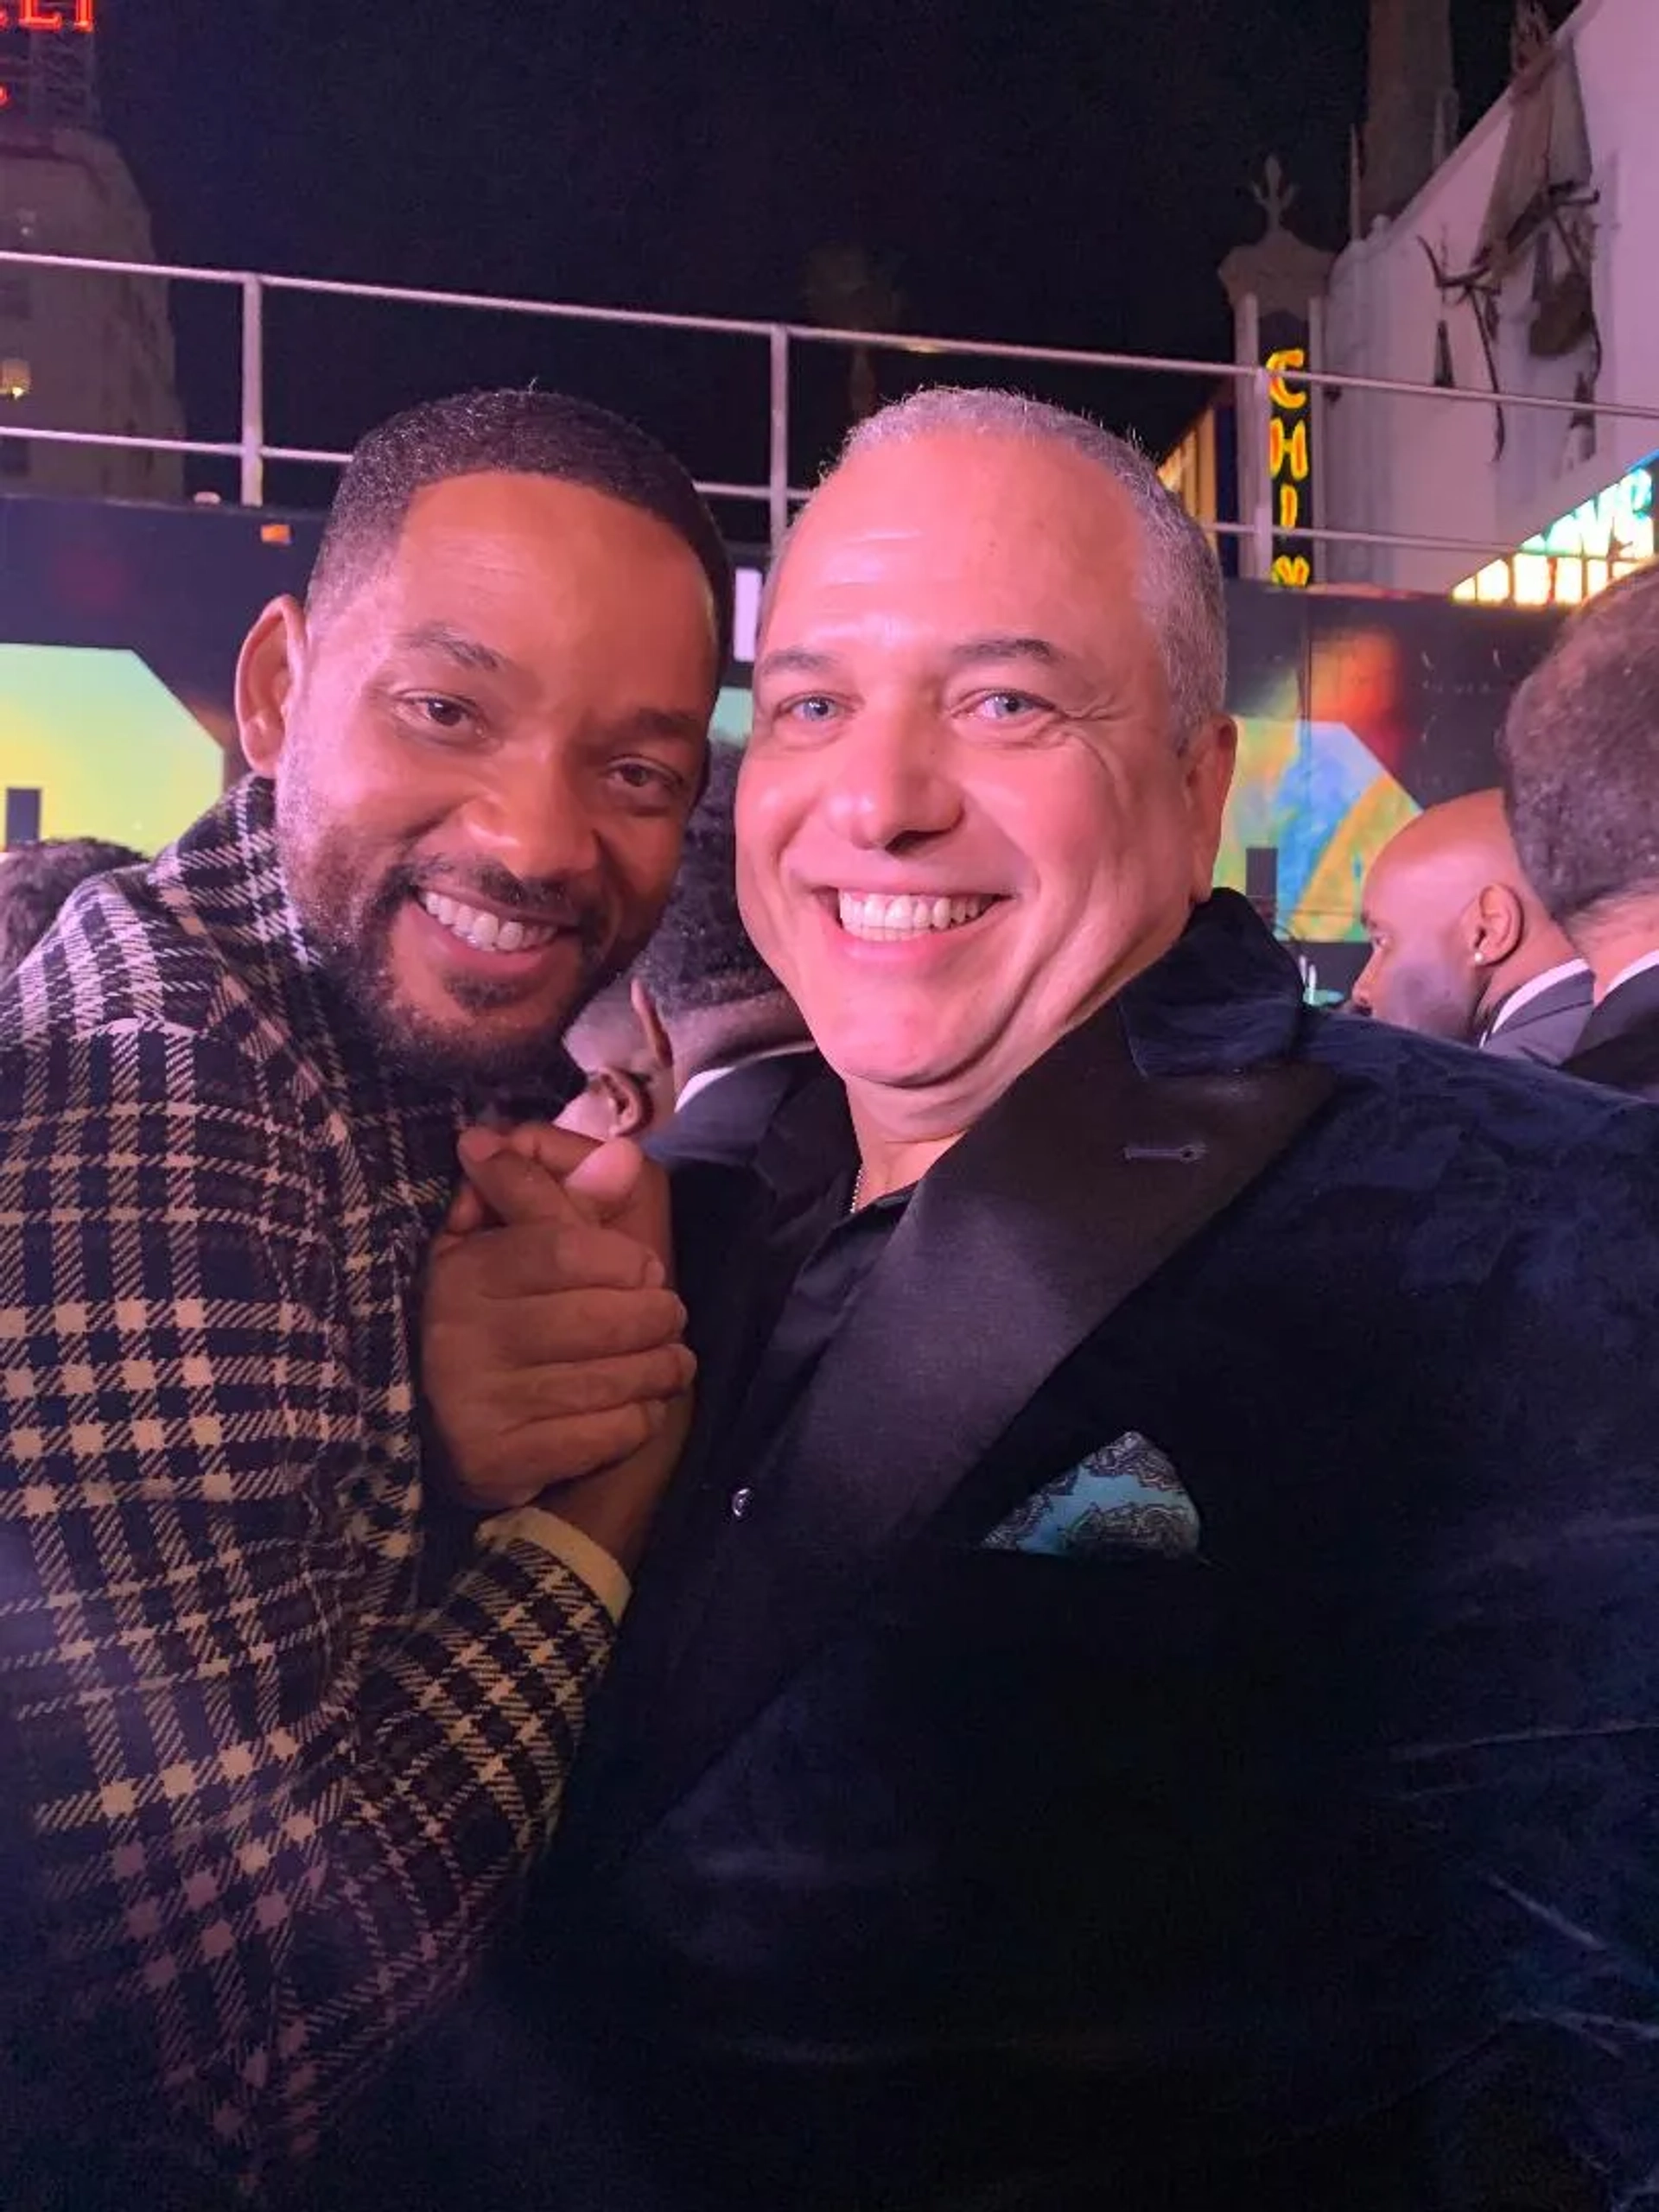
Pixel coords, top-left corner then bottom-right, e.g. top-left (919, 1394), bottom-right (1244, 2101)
top-left (0, 779), bottom-right (614, 2199)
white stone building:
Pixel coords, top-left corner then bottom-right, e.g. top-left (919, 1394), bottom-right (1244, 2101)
top-left (0, 10), bottom-right (183, 500)
top-left (1318, 0), bottom-right (1659, 600)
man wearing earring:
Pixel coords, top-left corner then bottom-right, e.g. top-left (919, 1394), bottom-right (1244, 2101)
top-left (1350, 789), bottom-right (1589, 1063)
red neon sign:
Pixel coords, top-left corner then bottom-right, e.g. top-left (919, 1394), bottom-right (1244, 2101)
top-left (0, 1), bottom-right (95, 29)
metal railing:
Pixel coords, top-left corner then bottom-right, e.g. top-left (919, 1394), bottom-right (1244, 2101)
top-left (3, 245), bottom-right (1659, 575)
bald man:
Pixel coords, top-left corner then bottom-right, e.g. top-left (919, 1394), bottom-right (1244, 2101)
top-left (1351, 789), bottom-right (1591, 1064)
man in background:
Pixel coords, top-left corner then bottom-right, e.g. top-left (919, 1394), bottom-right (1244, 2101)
top-left (1501, 562), bottom-right (1659, 1097)
top-left (560, 973), bottom-right (677, 1143)
top-left (560, 743), bottom-right (815, 1164)
top-left (1350, 791), bottom-right (1588, 1063)
top-left (0, 836), bottom-right (145, 981)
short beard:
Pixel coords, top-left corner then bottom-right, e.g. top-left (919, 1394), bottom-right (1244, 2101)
top-left (281, 813), bottom-right (612, 1100)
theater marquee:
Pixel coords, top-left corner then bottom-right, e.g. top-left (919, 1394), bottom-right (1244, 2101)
top-left (1454, 453), bottom-right (1656, 610)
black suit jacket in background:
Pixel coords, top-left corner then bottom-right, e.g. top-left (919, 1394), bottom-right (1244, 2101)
top-left (1479, 965), bottom-right (1592, 1067)
top-left (329, 895), bottom-right (1659, 2212)
top-left (1563, 963), bottom-right (1659, 1099)
top-left (647, 1047), bottom-right (824, 1172)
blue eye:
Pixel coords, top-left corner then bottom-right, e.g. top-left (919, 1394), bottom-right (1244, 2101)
top-left (969, 691), bottom-right (1045, 721)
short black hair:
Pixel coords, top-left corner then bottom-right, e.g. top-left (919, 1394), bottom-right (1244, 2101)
top-left (307, 387), bottom-right (734, 666)
top-left (0, 838), bottom-right (146, 980)
top-left (1498, 562), bottom-right (1659, 928)
top-left (633, 741), bottom-right (783, 1020)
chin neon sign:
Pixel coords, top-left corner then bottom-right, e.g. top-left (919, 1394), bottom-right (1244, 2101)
top-left (1266, 346), bottom-right (1313, 588)
top-left (0, 2), bottom-right (94, 26)
top-left (1454, 456), bottom-right (1656, 608)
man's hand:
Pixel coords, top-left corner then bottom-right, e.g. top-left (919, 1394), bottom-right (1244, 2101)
top-left (423, 1130), bottom-right (693, 1521)
top-left (442, 1121), bottom-right (675, 1280)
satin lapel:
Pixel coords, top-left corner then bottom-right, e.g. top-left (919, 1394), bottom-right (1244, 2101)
top-left (597, 1007), bottom-right (1335, 1863)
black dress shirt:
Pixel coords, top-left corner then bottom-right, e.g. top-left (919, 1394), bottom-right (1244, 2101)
top-left (649, 1080), bottom-right (911, 1594)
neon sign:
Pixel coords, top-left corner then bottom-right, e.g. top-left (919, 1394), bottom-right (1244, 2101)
top-left (1453, 455), bottom-right (1656, 608)
top-left (1266, 345), bottom-right (1313, 588)
top-left (0, 3), bottom-right (95, 26)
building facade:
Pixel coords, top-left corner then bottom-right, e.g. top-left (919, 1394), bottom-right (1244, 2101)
top-left (0, 2), bottom-right (183, 500)
top-left (1319, 0), bottom-right (1659, 599)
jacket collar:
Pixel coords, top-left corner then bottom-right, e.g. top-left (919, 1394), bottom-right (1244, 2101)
top-left (147, 777), bottom-right (579, 1217)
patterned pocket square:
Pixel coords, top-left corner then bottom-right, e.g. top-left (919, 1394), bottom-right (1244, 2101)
top-left (981, 1432), bottom-right (1200, 1560)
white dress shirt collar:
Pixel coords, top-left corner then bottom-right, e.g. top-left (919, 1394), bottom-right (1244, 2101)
top-left (674, 1040), bottom-right (817, 1115)
top-left (1486, 957), bottom-right (1591, 1039)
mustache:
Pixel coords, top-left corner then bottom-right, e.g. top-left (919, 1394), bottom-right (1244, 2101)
top-left (397, 859), bottom-right (602, 934)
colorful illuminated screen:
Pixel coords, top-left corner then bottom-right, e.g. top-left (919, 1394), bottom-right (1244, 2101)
top-left (1454, 452), bottom-right (1656, 609)
top-left (0, 499), bottom-right (1560, 1008)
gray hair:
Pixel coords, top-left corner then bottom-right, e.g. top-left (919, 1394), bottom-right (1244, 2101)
top-left (837, 386), bottom-right (1228, 747)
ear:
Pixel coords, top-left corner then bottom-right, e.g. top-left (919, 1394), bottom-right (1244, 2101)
top-left (1468, 882), bottom-right (1523, 966)
top-left (630, 976), bottom-right (674, 1076)
top-left (1182, 715), bottom-right (1238, 901)
top-left (594, 1068), bottom-right (654, 1141)
top-left (235, 596), bottom-right (308, 777)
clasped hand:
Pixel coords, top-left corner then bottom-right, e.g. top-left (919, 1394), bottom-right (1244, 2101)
top-left (423, 1123), bottom-right (694, 1521)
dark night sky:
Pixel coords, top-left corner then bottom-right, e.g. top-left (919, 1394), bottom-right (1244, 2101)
top-left (92, 0), bottom-right (1555, 532)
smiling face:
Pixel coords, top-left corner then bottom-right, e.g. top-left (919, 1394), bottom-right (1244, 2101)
top-left (738, 430), bottom-right (1234, 1142)
top-left (237, 470), bottom-right (720, 1091)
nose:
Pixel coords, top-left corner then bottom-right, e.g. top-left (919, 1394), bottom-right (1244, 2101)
top-left (462, 747), bottom-right (601, 886)
top-left (1348, 959), bottom-right (1376, 1015)
top-left (823, 703), bottom-right (963, 852)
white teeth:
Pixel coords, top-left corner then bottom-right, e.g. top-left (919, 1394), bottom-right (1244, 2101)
top-left (418, 891), bottom-right (560, 954)
top-left (836, 891), bottom-right (994, 940)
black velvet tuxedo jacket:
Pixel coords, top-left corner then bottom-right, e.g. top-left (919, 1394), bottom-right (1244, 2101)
top-left (1564, 963), bottom-right (1659, 1100)
top-left (340, 893), bottom-right (1659, 2212)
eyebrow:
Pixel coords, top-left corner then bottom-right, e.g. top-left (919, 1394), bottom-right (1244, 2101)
top-left (394, 621), bottom-right (509, 674)
top-left (753, 633), bottom-right (1073, 685)
top-left (614, 707), bottom-right (710, 747)
top-left (753, 645), bottom-right (840, 685)
top-left (942, 633), bottom-right (1068, 672)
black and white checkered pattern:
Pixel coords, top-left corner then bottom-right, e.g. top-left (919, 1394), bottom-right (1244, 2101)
top-left (0, 779), bottom-right (610, 2196)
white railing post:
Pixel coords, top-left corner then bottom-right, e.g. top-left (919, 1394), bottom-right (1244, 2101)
top-left (1233, 292), bottom-right (1274, 584)
top-left (239, 274), bottom-right (265, 508)
top-left (1249, 360), bottom-right (1275, 582)
top-left (767, 325), bottom-right (790, 555)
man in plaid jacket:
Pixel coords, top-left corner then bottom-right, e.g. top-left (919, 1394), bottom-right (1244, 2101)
top-left (0, 388), bottom-right (731, 2201)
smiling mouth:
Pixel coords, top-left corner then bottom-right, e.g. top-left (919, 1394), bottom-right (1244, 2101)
top-left (417, 889), bottom-right (569, 955)
top-left (834, 890), bottom-right (1001, 942)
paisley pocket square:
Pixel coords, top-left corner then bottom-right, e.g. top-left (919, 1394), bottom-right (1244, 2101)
top-left (981, 1432), bottom-right (1200, 1560)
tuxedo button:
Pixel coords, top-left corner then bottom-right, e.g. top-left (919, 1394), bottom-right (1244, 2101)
top-left (729, 1486), bottom-right (753, 1520)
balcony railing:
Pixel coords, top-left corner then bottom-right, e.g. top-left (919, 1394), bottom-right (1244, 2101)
top-left (1, 245), bottom-right (1657, 584)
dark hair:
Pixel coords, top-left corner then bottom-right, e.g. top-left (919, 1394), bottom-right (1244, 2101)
top-left (633, 741), bottom-right (783, 1020)
top-left (0, 838), bottom-right (146, 979)
top-left (1498, 562), bottom-right (1659, 928)
top-left (307, 387), bottom-right (734, 666)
